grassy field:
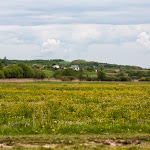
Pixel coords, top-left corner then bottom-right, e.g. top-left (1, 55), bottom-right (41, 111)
top-left (0, 81), bottom-right (149, 149)
top-left (84, 71), bottom-right (97, 77)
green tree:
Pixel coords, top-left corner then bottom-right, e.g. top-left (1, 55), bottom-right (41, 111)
top-left (148, 71), bottom-right (150, 76)
top-left (0, 70), bottom-right (5, 79)
top-left (18, 63), bottom-right (35, 78)
top-left (34, 70), bottom-right (46, 79)
top-left (3, 68), bottom-right (11, 78)
top-left (2, 57), bottom-right (9, 66)
top-left (78, 68), bottom-right (84, 81)
top-left (137, 71), bottom-right (148, 78)
top-left (97, 70), bottom-right (106, 81)
top-left (0, 62), bottom-right (3, 70)
top-left (9, 65), bottom-right (23, 78)
top-left (62, 68), bottom-right (75, 76)
top-left (117, 72), bottom-right (125, 77)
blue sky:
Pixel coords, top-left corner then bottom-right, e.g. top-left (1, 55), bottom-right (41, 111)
top-left (0, 0), bottom-right (150, 68)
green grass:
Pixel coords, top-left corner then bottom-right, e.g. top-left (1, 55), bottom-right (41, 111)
top-left (84, 71), bottom-right (97, 77)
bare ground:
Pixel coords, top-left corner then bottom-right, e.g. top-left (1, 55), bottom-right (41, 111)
top-left (0, 134), bottom-right (149, 149)
top-left (0, 139), bottom-right (142, 149)
top-left (0, 78), bottom-right (62, 83)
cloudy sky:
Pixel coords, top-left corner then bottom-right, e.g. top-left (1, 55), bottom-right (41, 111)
top-left (0, 0), bottom-right (150, 68)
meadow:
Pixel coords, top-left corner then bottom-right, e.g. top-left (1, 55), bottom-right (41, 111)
top-left (0, 81), bottom-right (149, 136)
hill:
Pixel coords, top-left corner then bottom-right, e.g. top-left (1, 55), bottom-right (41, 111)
top-left (0, 58), bottom-right (146, 70)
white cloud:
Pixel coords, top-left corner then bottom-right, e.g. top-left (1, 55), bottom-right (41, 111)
top-left (41, 38), bottom-right (71, 54)
top-left (136, 32), bottom-right (150, 49)
top-left (41, 39), bottom-right (62, 52)
top-left (1, 24), bottom-right (150, 68)
top-left (71, 25), bottom-right (101, 42)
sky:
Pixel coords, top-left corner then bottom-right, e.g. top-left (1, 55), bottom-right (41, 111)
top-left (0, 0), bottom-right (150, 68)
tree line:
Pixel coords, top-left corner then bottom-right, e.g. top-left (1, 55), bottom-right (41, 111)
top-left (0, 57), bottom-right (143, 70)
top-left (52, 68), bottom-right (132, 81)
top-left (0, 62), bottom-right (46, 79)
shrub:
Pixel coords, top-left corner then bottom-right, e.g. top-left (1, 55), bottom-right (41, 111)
top-left (119, 76), bottom-right (131, 81)
top-left (62, 68), bottom-right (75, 76)
top-left (0, 70), bottom-right (5, 79)
top-left (105, 76), bottom-right (115, 81)
top-left (34, 70), bottom-right (46, 79)
top-left (145, 77), bottom-right (150, 81)
top-left (60, 76), bottom-right (76, 81)
top-left (140, 77), bottom-right (150, 81)
top-left (97, 70), bottom-right (106, 81)
top-left (53, 70), bottom-right (63, 79)
top-left (9, 65), bottom-right (23, 78)
top-left (0, 62), bottom-right (3, 70)
top-left (114, 77), bottom-right (121, 81)
top-left (18, 63), bottom-right (35, 78)
top-left (3, 68), bottom-right (11, 78)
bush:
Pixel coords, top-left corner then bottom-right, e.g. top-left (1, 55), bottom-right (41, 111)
top-left (114, 77), bottom-right (121, 81)
top-left (53, 70), bottom-right (63, 79)
top-left (18, 63), bottom-right (35, 78)
top-left (0, 62), bottom-right (3, 70)
top-left (137, 71), bottom-right (148, 78)
top-left (62, 68), bottom-right (75, 76)
top-left (120, 76), bottom-right (131, 81)
top-left (34, 70), bottom-right (46, 79)
top-left (139, 77), bottom-right (150, 81)
top-left (139, 77), bottom-right (146, 81)
top-left (53, 68), bottom-right (78, 80)
top-left (145, 77), bottom-right (150, 81)
top-left (105, 76), bottom-right (115, 81)
top-left (60, 76), bottom-right (76, 81)
top-left (3, 68), bottom-right (11, 78)
top-left (9, 65), bottom-right (23, 78)
top-left (131, 76), bottom-right (138, 80)
top-left (85, 76), bottom-right (98, 81)
top-left (0, 70), bottom-right (5, 79)
top-left (97, 70), bottom-right (106, 81)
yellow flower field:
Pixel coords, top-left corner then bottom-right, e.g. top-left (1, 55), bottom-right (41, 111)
top-left (0, 82), bottom-right (149, 135)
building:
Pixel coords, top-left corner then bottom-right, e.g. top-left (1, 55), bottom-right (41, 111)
top-left (70, 65), bottom-right (80, 71)
top-left (52, 65), bottom-right (60, 69)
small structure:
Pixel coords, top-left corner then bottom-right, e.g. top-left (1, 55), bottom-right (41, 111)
top-left (70, 65), bottom-right (80, 71)
top-left (52, 65), bottom-right (59, 69)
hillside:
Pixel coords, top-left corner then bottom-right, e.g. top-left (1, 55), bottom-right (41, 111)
top-left (0, 58), bottom-right (146, 70)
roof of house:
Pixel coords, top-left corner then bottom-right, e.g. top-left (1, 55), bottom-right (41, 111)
top-left (52, 65), bottom-right (59, 68)
top-left (71, 65), bottom-right (79, 68)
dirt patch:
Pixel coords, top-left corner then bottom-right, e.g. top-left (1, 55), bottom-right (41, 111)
top-left (102, 139), bottom-right (140, 147)
top-left (0, 78), bottom-right (61, 83)
top-left (0, 143), bottom-right (57, 149)
top-left (0, 139), bottom-right (141, 149)
top-left (0, 143), bottom-right (12, 149)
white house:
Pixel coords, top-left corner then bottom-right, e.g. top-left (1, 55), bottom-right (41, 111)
top-left (70, 65), bottom-right (80, 71)
top-left (52, 65), bottom-right (60, 69)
